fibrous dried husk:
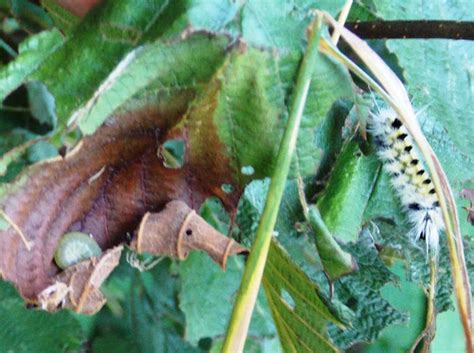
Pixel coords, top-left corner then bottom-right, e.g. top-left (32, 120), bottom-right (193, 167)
top-left (38, 245), bottom-right (123, 314)
top-left (131, 200), bottom-right (247, 269)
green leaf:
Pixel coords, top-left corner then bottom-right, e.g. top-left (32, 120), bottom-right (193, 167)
top-left (0, 280), bottom-right (84, 352)
top-left (33, 0), bottom-right (171, 124)
top-left (0, 136), bottom-right (39, 176)
top-left (91, 257), bottom-right (200, 353)
top-left (317, 140), bottom-right (380, 242)
top-left (364, 262), bottom-right (426, 353)
top-left (328, 229), bottom-right (408, 348)
top-left (26, 81), bottom-right (56, 126)
top-left (294, 48), bottom-right (354, 177)
top-left (0, 29), bottom-right (64, 101)
top-left (178, 253), bottom-right (276, 345)
top-left (236, 179), bottom-right (324, 279)
top-left (431, 300), bottom-right (466, 352)
top-left (241, 0), bottom-right (346, 51)
top-left (263, 240), bottom-right (342, 353)
top-left (8, 0), bottom-right (53, 31)
top-left (75, 34), bottom-right (229, 135)
top-left (41, 0), bottom-right (80, 34)
top-left (187, 45), bottom-right (353, 187)
top-left (181, 0), bottom-right (241, 32)
top-left (92, 333), bottom-right (138, 353)
top-left (187, 48), bottom-right (287, 185)
top-left (0, 129), bottom-right (40, 180)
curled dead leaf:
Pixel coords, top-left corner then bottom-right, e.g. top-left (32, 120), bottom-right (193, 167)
top-left (131, 200), bottom-right (247, 269)
top-left (0, 104), bottom-right (242, 303)
top-left (38, 246), bottom-right (123, 314)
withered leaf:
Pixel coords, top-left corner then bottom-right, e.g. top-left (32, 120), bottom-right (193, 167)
top-left (0, 105), bottom-right (242, 302)
top-left (39, 246), bottom-right (122, 314)
top-left (131, 200), bottom-right (247, 269)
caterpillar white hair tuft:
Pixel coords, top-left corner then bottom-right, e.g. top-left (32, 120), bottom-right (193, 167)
top-left (369, 105), bottom-right (444, 254)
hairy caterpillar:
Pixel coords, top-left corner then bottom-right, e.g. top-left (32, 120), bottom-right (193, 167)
top-left (369, 106), bottom-right (444, 253)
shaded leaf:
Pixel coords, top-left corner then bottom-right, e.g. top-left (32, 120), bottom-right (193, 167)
top-left (90, 257), bottom-right (201, 353)
top-left (0, 280), bottom-right (84, 352)
top-left (41, 0), bottom-right (81, 33)
top-left (328, 229), bottom-right (408, 348)
top-left (178, 253), bottom-right (276, 346)
top-left (26, 81), bottom-right (56, 126)
top-left (5, 0), bottom-right (52, 32)
top-left (34, 0), bottom-right (171, 123)
top-left (0, 29), bottom-right (64, 101)
top-left (0, 136), bottom-right (41, 176)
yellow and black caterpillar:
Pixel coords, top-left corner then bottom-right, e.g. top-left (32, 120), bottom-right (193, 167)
top-left (369, 107), bottom-right (443, 253)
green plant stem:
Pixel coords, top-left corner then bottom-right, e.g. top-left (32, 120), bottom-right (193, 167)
top-left (221, 15), bottom-right (324, 353)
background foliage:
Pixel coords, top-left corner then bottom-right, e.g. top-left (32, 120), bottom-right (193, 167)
top-left (0, 0), bottom-right (472, 352)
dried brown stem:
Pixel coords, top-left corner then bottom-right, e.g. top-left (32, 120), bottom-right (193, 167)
top-left (346, 20), bottom-right (474, 40)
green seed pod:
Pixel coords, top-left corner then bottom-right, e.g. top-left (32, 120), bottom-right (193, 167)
top-left (54, 232), bottom-right (102, 269)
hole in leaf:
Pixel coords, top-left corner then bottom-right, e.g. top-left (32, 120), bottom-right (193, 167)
top-left (158, 139), bottom-right (185, 169)
top-left (240, 165), bottom-right (255, 176)
top-left (186, 229), bottom-right (193, 236)
top-left (221, 183), bottom-right (233, 194)
top-left (280, 289), bottom-right (295, 310)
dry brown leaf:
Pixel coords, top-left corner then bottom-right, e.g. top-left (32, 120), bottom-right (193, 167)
top-left (131, 200), bottom-right (247, 269)
top-left (38, 246), bottom-right (122, 314)
top-left (0, 103), bottom-right (242, 303)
